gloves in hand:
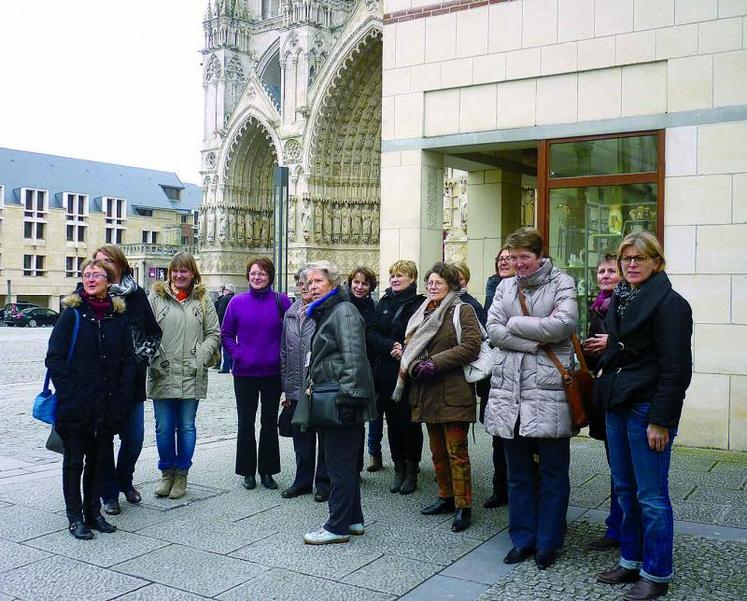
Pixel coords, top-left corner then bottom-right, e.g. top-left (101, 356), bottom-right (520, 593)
top-left (340, 405), bottom-right (357, 425)
top-left (413, 359), bottom-right (437, 380)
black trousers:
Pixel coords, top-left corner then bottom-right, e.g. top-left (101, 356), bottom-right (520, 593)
top-left (379, 392), bottom-right (423, 463)
top-left (234, 375), bottom-right (281, 476)
top-left (321, 423), bottom-right (364, 535)
top-left (492, 435), bottom-right (508, 494)
top-left (291, 418), bottom-right (329, 494)
top-left (59, 428), bottom-right (114, 522)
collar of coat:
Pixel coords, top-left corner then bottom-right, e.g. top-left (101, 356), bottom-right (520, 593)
top-left (517, 258), bottom-right (555, 289)
top-left (608, 271), bottom-right (673, 338)
top-left (152, 280), bottom-right (208, 301)
top-left (306, 286), bottom-right (344, 319)
top-left (61, 292), bottom-right (126, 314)
top-left (383, 282), bottom-right (419, 302)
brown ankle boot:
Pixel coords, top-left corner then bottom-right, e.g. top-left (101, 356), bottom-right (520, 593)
top-left (154, 469), bottom-right (175, 497)
top-left (169, 469), bottom-right (188, 499)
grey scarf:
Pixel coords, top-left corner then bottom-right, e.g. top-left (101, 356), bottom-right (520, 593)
top-left (109, 273), bottom-right (138, 297)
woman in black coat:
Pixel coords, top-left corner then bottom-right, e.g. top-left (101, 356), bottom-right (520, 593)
top-left (367, 260), bottom-right (426, 495)
top-left (594, 233), bottom-right (692, 601)
top-left (93, 245), bottom-right (161, 515)
top-left (46, 259), bottom-right (137, 540)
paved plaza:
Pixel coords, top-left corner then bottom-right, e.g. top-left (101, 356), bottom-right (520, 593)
top-left (0, 328), bottom-right (745, 600)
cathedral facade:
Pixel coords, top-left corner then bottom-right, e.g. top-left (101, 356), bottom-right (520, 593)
top-left (198, 0), bottom-right (382, 291)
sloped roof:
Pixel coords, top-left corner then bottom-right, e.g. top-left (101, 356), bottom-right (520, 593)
top-left (0, 147), bottom-right (202, 215)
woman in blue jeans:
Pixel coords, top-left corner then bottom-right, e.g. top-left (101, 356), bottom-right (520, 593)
top-left (594, 232), bottom-right (692, 601)
top-left (147, 253), bottom-right (221, 499)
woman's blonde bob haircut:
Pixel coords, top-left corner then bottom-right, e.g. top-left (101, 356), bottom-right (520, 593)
top-left (168, 252), bottom-right (201, 287)
top-left (388, 259), bottom-right (418, 281)
top-left (306, 260), bottom-right (341, 286)
top-left (616, 231), bottom-right (666, 276)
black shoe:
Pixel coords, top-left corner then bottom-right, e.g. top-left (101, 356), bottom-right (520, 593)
top-left (623, 579), bottom-right (669, 601)
top-left (123, 487), bottom-right (142, 504)
top-left (243, 475), bottom-right (256, 490)
top-left (281, 485), bottom-right (312, 499)
top-left (535, 549), bottom-right (557, 570)
top-left (102, 500), bottom-right (121, 515)
top-left (314, 490), bottom-right (330, 502)
top-left (451, 507), bottom-right (472, 532)
top-left (85, 515), bottom-right (117, 534)
top-left (483, 491), bottom-right (508, 509)
top-left (503, 546), bottom-right (534, 564)
top-left (68, 521), bottom-right (94, 540)
top-left (260, 474), bottom-right (278, 490)
top-left (421, 497), bottom-right (455, 515)
top-left (587, 535), bottom-right (620, 551)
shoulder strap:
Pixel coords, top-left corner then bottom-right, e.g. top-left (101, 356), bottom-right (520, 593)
top-left (518, 287), bottom-right (530, 316)
top-left (452, 302), bottom-right (462, 344)
top-left (43, 308), bottom-right (80, 392)
top-left (390, 302), bottom-right (407, 330)
top-left (275, 292), bottom-right (286, 320)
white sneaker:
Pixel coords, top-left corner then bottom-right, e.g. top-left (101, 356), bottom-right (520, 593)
top-left (349, 523), bottom-right (365, 536)
top-left (303, 528), bottom-right (350, 545)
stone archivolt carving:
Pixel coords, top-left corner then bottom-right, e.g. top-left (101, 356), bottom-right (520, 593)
top-left (284, 138), bottom-right (302, 164)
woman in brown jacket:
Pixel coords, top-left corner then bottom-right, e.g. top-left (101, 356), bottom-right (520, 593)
top-left (393, 262), bottom-right (481, 532)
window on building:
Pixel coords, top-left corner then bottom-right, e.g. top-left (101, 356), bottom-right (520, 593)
top-left (65, 256), bottom-right (84, 278)
top-left (21, 188), bottom-right (48, 241)
top-left (136, 207), bottom-right (154, 217)
top-left (142, 230), bottom-right (158, 244)
top-left (180, 213), bottom-right (189, 224)
top-left (162, 186), bottom-right (181, 201)
top-left (23, 254), bottom-right (45, 277)
top-left (103, 197), bottom-right (127, 244)
top-left (538, 131), bottom-right (664, 334)
top-left (64, 193), bottom-right (88, 243)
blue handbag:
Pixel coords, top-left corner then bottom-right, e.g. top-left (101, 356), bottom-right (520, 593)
top-left (33, 309), bottom-right (80, 425)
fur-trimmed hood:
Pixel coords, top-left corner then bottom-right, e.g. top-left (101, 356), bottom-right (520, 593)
top-left (151, 280), bottom-right (208, 300)
top-left (62, 292), bottom-right (126, 314)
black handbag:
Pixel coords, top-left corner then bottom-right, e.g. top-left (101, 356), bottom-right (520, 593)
top-left (278, 402), bottom-right (294, 437)
top-left (293, 381), bottom-right (342, 427)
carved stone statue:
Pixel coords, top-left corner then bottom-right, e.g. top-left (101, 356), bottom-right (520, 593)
top-left (301, 197), bottom-right (311, 242)
top-left (237, 211), bottom-right (246, 245)
top-left (341, 205), bottom-right (351, 243)
top-left (218, 208), bottom-right (228, 242)
top-left (351, 205), bottom-right (362, 243)
top-left (206, 208), bottom-right (216, 244)
top-left (314, 202), bottom-right (323, 242)
top-left (246, 211), bottom-right (254, 246)
top-left (229, 210), bottom-right (237, 243)
top-left (371, 208), bottom-right (380, 244)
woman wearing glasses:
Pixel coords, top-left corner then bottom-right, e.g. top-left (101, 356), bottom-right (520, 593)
top-left (595, 232), bottom-right (692, 601)
top-left (47, 259), bottom-right (136, 539)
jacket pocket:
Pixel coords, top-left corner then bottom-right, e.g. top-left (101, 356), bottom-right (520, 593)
top-left (491, 351), bottom-right (506, 389)
top-left (536, 353), bottom-right (564, 390)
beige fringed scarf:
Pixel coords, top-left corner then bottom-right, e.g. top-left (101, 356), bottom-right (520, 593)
top-left (391, 290), bottom-right (459, 401)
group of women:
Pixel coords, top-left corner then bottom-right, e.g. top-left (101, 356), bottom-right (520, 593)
top-left (46, 228), bottom-right (691, 601)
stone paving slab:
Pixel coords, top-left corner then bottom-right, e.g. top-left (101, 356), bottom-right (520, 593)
top-left (217, 567), bottom-right (396, 601)
top-left (0, 538), bottom-right (51, 573)
top-left (342, 554), bottom-right (443, 595)
top-left (0, 505), bottom-right (67, 542)
top-left (115, 583), bottom-right (211, 600)
top-left (93, 504), bottom-right (175, 533)
top-left (25, 528), bottom-right (169, 568)
top-left (168, 488), bottom-right (283, 523)
top-left (432, 505), bottom-right (509, 541)
top-left (137, 517), bottom-right (275, 554)
top-left (136, 481), bottom-right (226, 512)
top-left (113, 544), bottom-right (267, 598)
top-left (399, 574), bottom-right (490, 601)
top-left (0, 475), bottom-right (66, 513)
top-left (0, 555), bottom-right (147, 601)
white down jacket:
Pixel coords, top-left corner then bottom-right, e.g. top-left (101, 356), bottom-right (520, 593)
top-left (485, 259), bottom-right (579, 439)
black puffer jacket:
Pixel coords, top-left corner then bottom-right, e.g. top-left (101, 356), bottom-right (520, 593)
top-left (594, 272), bottom-right (693, 428)
top-left (349, 293), bottom-right (377, 372)
top-left (368, 284), bottom-right (426, 397)
top-left (303, 287), bottom-right (376, 424)
top-left (46, 293), bottom-right (137, 434)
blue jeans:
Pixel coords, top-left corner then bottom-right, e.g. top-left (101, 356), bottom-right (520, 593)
top-left (367, 414), bottom-right (384, 457)
top-left (603, 439), bottom-right (623, 541)
top-left (101, 402), bottom-right (145, 502)
top-left (221, 345), bottom-right (233, 372)
top-left (503, 430), bottom-right (570, 552)
top-left (606, 403), bottom-right (676, 584)
top-left (153, 399), bottom-right (199, 471)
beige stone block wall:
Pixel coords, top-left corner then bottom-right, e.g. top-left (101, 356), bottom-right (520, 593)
top-left (730, 375), bottom-right (747, 450)
top-left (677, 373), bottom-right (730, 448)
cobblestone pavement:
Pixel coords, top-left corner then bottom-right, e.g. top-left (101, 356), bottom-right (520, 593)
top-left (0, 328), bottom-right (745, 600)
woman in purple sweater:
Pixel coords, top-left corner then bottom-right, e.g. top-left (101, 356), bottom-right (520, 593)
top-left (221, 257), bottom-right (292, 490)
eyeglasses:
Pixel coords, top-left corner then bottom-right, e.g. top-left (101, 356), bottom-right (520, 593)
top-left (497, 256), bottom-right (512, 264)
top-left (620, 255), bottom-right (649, 266)
top-left (82, 273), bottom-right (107, 281)
top-left (426, 281), bottom-right (446, 288)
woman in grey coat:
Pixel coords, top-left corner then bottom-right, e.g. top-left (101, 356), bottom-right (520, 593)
top-left (485, 227), bottom-right (578, 570)
top-left (280, 269), bottom-right (329, 500)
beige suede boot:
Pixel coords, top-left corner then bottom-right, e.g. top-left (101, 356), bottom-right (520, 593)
top-left (154, 469), bottom-right (175, 498)
top-left (169, 469), bottom-right (188, 499)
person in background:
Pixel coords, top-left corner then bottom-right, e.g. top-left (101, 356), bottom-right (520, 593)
top-left (595, 233), bottom-right (692, 601)
top-left (453, 262), bottom-right (486, 325)
top-left (47, 258), bottom-right (136, 539)
top-left (368, 260), bottom-right (426, 495)
top-left (148, 252), bottom-right (221, 499)
top-left (396, 262), bottom-right (481, 533)
top-left (93, 245), bottom-right (161, 516)
top-left (214, 284), bottom-right (236, 373)
top-left (582, 252), bottom-right (623, 552)
top-left (301, 261), bottom-right (376, 545)
top-left (347, 266), bottom-right (382, 473)
top-left (280, 268), bottom-right (329, 501)
top-left (485, 227), bottom-right (578, 570)
top-left (485, 247), bottom-right (510, 313)
top-left (222, 257), bottom-right (292, 491)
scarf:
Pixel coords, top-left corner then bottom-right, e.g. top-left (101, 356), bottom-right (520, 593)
top-left (81, 290), bottom-right (112, 321)
top-left (306, 287), bottom-right (339, 318)
top-left (591, 288), bottom-right (613, 314)
top-left (392, 290), bottom-right (459, 402)
top-left (170, 282), bottom-right (190, 303)
top-left (614, 280), bottom-right (645, 319)
top-left (109, 273), bottom-right (137, 298)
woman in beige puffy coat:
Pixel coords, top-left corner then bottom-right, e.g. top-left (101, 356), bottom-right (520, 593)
top-left (485, 227), bottom-right (578, 570)
top-left (147, 253), bottom-right (221, 499)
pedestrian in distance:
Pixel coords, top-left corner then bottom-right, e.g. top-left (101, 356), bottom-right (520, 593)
top-left (47, 258), bottom-right (137, 539)
top-left (221, 257), bottom-right (292, 491)
top-left (595, 232), bottom-right (692, 601)
top-left (214, 284), bottom-right (235, 373)
top-left (148, 252), bottom-right (221, 500)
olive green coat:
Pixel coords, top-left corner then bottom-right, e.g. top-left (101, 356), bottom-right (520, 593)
top-left (146, 282), bottom-right (221, 400)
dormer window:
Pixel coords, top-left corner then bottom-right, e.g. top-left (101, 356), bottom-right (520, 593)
top-left (162, 186), bottom-right (181, 201)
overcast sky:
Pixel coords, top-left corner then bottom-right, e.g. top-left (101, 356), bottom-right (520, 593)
top-left (0, 0), bottom-right (207, 184)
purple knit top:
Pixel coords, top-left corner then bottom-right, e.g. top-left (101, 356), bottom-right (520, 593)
top-left (221, 287), bottom-right (292, 377)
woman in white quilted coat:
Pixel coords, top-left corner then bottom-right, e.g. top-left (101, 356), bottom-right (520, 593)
top-left (485, 227), bottom-right (578, 570)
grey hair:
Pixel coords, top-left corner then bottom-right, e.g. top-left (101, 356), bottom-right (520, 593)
top-left (305, 260), bottom-right (341, 286)
top-left (224, 283), bottom-right (235, 293)
top-left (294, 266), bottom-right (309, 283)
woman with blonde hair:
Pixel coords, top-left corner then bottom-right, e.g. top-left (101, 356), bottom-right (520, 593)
top-left (148, 252), bottom-right (221, 499)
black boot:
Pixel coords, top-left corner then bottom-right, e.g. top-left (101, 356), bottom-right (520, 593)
top-left (85, 514), bottom-right (117, 534)
top-left (421, 497), bottom-right (455, 515)
top-left (451, 507), bottom-right (472, 532)
top-left (390, 460), bottom-right (406, 493)
top-left (68, 520), bottom-right (93, 540)
top-left (483, 489), bottom-right (508, 509)
top-left (399, 460), bottom-right (418, 495)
